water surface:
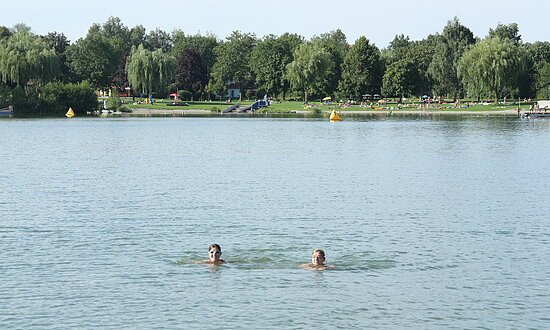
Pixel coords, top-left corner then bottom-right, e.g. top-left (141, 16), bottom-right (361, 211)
top-left (1, 116), bottom-right (549, 329)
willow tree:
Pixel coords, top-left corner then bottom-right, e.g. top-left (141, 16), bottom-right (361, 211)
top-left (126, 44), bottom-right (175, 96)
top-left (286, 42), bottom-right (333, 102)
top-left (0, 29), bottom-right (59, 88)
top-left (458, 37), bottom-right (527, 101)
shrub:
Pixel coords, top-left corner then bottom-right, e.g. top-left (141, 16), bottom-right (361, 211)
top-left (41, 81), bottom-right (98, 115)
top-left (0, 84), bottom-right (11, 108)
top-left (12, 87), bottom-right (46, 116)
top-left (178, 90), bottom-right (192, 101)
top-left (106, 90), bottom-right (128, 111)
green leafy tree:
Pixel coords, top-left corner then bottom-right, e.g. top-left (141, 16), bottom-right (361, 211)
top-left (75, 17), bottom-right (149, 89)
top-left (250, 35), bottom-right (290, 98)
top-left (338, 36), bottom-right (383, 99)
top-left (381, 34), bottom-right (439, 97)
top-left (488, 23), bottom-right (521, 44)
top-left (145, 28), bottom-right (173, 53)
top-left (129, 25), bottom-right (146, 48)
top-left (0, 26), bottom-right (12, 40)
top-left (523, 41), bottom-right (550, 98)
top-left (528, 41), bottom-right (550, 65)
top-left (534, 61), bottom-right (550, 99)
top-left (210, 31), bottom-right (257, 101)
top-left (382, 34), bottom-right (412, 64)
top-left (428, 17), bottom-right (476, 100)
top-left (126, 44), bottom-right (175, 96)
top-left (42, 31), bottom-right (71, 82)
top-left (381, 59), bottom-right (421, 102)
top-left (458, 37), bottom-right (527, 101)
top-left (100, 17), bottom-right (131, 54)
top-left (405, 35), bottom-right (440, 96)
top-left (66, 33), bottom-right (117, 88)
top-left (0, 29), bottom-right (59, 87)
top-left (66, 17), bottom-right (138, 88)
top-left (286, 42), bottom-right (334, 102)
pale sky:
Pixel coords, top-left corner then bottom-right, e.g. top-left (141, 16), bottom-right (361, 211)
top-left (3, 0), bottom-right (548, 48)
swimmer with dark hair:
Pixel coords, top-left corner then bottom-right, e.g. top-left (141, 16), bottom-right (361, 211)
top-left (300, 249), bottom-right (334, 270)
top-left (198, 243), bottom-right (225, 264)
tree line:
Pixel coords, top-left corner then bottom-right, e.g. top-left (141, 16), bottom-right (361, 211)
top-left (1, 16), bottom-right (550, 114)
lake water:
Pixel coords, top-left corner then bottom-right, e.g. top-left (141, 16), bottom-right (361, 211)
top-left (1, 115), bottom-right (550, 329)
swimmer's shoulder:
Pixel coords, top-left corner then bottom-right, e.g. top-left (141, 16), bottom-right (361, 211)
top-left (194, 259), bottom-right (226, 265)
top-left (299, 263), bottom-right (335, 270)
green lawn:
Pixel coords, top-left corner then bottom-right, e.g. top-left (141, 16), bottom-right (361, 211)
top-left (119, 98), bottom-right (230, 111)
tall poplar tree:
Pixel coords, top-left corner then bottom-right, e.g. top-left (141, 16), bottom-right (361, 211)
top-left (428, 17), bottom-right (476, 100)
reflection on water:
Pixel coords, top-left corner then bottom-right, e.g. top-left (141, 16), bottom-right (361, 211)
top-left (1, 116), bottom-right (550, 329)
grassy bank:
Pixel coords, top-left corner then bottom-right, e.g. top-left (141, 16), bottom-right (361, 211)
top-left (122, 97), bottom-right (527, 114)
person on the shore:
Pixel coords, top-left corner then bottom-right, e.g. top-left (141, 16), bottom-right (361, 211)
top-left (198, 243), bottom-right (225, 264)
top-left (300, 249), bottom-right (333, 270)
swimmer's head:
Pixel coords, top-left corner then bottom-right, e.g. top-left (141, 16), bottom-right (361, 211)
top-left (311, 249), bottom-right (326, 266)
top-left (208, 244), bottom-right (222, 262)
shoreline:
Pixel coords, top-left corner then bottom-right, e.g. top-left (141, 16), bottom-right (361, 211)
top-left (125, 108), bottom-right (521, 117)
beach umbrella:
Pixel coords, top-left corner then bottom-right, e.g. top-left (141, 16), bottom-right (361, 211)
top-left (322, 96), bottom-right (332, 101)
top-left (422, 95), bottom-right (429, 99)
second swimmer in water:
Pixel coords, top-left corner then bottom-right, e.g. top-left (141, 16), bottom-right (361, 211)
top-left (300, 249), bottom-right (334, 270)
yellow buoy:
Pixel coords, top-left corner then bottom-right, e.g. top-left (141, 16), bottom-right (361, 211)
top-left (65, 107), bottom-right (75, 118)
top-left (329, 109), bottom-right (341, 122)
